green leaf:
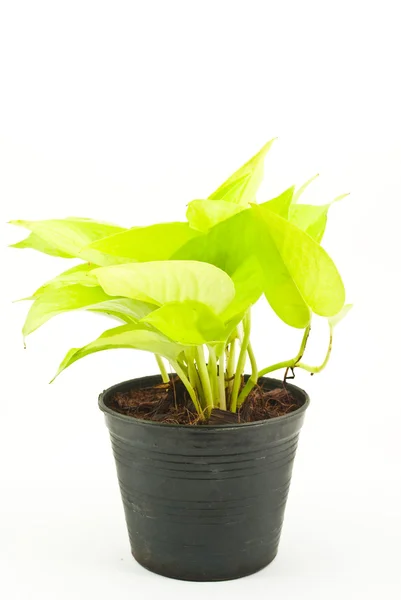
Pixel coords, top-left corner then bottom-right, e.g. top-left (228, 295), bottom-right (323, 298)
top-left (32, 263), bottom-right (99, 297)
top-left (87, 222), bottom-right (200, 260)
top-left (292, 174), bottom-right (319, 204)
top-left (174, 210), bottom-right (261, 320)
top-left (93, 260), bottom-right (235, 314)
top-left (252, 204), bottom-right (345, 327)
top-left (142, 300), bottom-right (227, 344)
top-left (220, 256), bottom-right (263, 323)
top-left (173, 209), bottom-right (255, 275)
top-left (186, 200), bottom-right (245, 232)
top-left (52, 324), bottom-right (185, 381)
top-left (9, 218), bottom-right (126, 264)
top-left (328, 304), bottom-right (352, 328)
top-left (260, 186), bottom-right (295, 218)
top-left (289, 194), bottom-right (348, 243)
top-left (86, 297), bottom-right (156, 322)
top-left (23, 284), bottom-right (155, 337)
top-left (208, 139), bottom-right (276, 205)
top-left (10, 233), bottom-right (73, 258)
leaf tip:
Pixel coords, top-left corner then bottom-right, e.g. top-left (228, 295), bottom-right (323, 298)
top-left (49, 366), bottom-right (64, 384)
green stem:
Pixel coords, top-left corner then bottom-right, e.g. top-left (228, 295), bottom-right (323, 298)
top-left (297, 326), bottom-right (333, 373)
top-left (230, 311), bottom-right (251, 413)
top-left (155, 354), bottom-right (169, 383)
top-left (257, 324), bottom-right (313, 379)
top-left (196, 346), bottom-right (214, 414)
top-left (218, 348), bottom-right (226, 410)
top-left (187, 358), bottom-right (205, 408)
top-left (226, 337), bottom-right (237, 402)
top-left (237, 341), bottom-right (258, 407)
top-left (170, 360), bottom-right (203, 416)
top-left (176, 357), bottom-right (189, 378)
top-left (184, 348), bottom-right (205, 408)
top-left (207, 346), bottom-right (219, 406)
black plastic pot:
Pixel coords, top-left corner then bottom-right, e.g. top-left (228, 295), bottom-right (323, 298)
top-left (99, 375), bottom-right (309, 581)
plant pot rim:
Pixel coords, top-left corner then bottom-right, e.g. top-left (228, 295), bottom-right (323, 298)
top-left (98, 374), bottom-right (310, 431)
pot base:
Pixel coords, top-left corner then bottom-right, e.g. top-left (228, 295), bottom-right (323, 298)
top-left (133, 550), bottom-right (278, 582)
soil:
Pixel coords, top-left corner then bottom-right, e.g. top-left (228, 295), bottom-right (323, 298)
top-left (108, 378), bottom-right (304, 425)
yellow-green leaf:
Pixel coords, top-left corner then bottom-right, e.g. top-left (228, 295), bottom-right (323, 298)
top-left (142, 301), bottom-right (227, 345)
top-left (87, 222), bottom-right (200, 260)
top-left (260, 186), bottom-right (295, 218)
top-left (23, 284), bottom-right (155, 337)
top-left (10, 233), bottom-right (73, 258)
top-left (289, 194), bottom-right (348, 243)
top-left (52, 324), bottom-right (185, 381)
top-left (220, 256), bottom-right (263, 323)
top-left (253, 204), bottom-right (345, 327)
top-left (292, 174), bottom-right (320, 204)
top-left (9, 218), bottom-right (126, 264)
top-left (208, 139), bottom-right (275, 205)
top-left (93, 260), bottom-right (235, 314)
top-left (174, 210), bottom-right (262, 319)
top-left (32, 263), bottom-right (99, 297)
top-left (186, 200), bottom-right (245, 232)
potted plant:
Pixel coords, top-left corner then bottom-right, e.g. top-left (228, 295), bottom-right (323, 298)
top-left (10, 140), bottom-right (350, 581)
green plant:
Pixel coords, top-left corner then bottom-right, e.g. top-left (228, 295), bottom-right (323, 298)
top-left (10, 141), bottom-right (350, 419)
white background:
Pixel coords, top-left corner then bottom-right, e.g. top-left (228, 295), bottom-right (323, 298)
top-left (1, 1), bottom-right (400, 598)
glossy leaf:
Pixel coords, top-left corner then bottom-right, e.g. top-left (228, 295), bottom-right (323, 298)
top-left (220, 256), bottom-right (263, 323)
top-left (52, 324), bottom-right (185, 381)
top-left (142, 300), bottom-right (227, 344)
top-left (94, 260), bottom-right (235, 314)
top-left (10, 233), bottom-right (73, 258)
top-left (9, 218), bottom-right (126, 264)
top-left (173, 209), bottom-right (255, 275)
top-left (292, 174), bottom-right (319, 204)
top-left (186, 200), bottom-right (245, 232)
top-left (87, 222), bottom-right (200, 260)
top-left (289, 194), bottom-right (348, 242)
top-left (10, 142), bottom-right (349, 404)
top-left (208, 139), bottom-right (275, 205)
top-left (174, 210), bottom-right (261, 320)
top-left (86, 297), bottom-right (156, 322)
top-left (260, 186), bottom-right (295, 218)
top-left (23, 284), bottom-right (155, 337)
top-left (253, 204), bottom-right (345, 327)
top-left (32, 263), bottom-right (99, 297)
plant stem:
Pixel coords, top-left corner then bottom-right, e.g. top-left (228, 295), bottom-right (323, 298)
top-left (226, 337), bottom-right (237, 403)
top-left (236, 321), bottom-right (244, 343)
top-left (237, 341), bottom-right (258, 407)
top-left (218, 348), bottom-right (226, 410)
top-left (187, 357), bottom-right (205, 407)
top-left (155, 354), bottom-right (169, 383)
top-left (257, 324), bottom-right (311, 379)
top-left (196, 346), bottom-right (214, 414)
top-left (170, 360), bottom-right (203, 416)
top-left (207, 346), bottom-right (219, 405)
top-left (177, 356), bottom-right (189, 378)
top-left (230, 311), bottom-right (251, 413)
top-left (296, 326), bottom-right (333, 373)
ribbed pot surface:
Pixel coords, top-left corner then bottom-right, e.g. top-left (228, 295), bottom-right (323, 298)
top-left (99, 375), bottom-right (309, 581)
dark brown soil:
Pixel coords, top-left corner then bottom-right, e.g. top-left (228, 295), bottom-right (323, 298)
top-left (108, 378), bottom-right (304, 425)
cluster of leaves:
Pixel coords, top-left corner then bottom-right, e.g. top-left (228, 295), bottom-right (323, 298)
top-left (10, 140), bottom-right (350, 417)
